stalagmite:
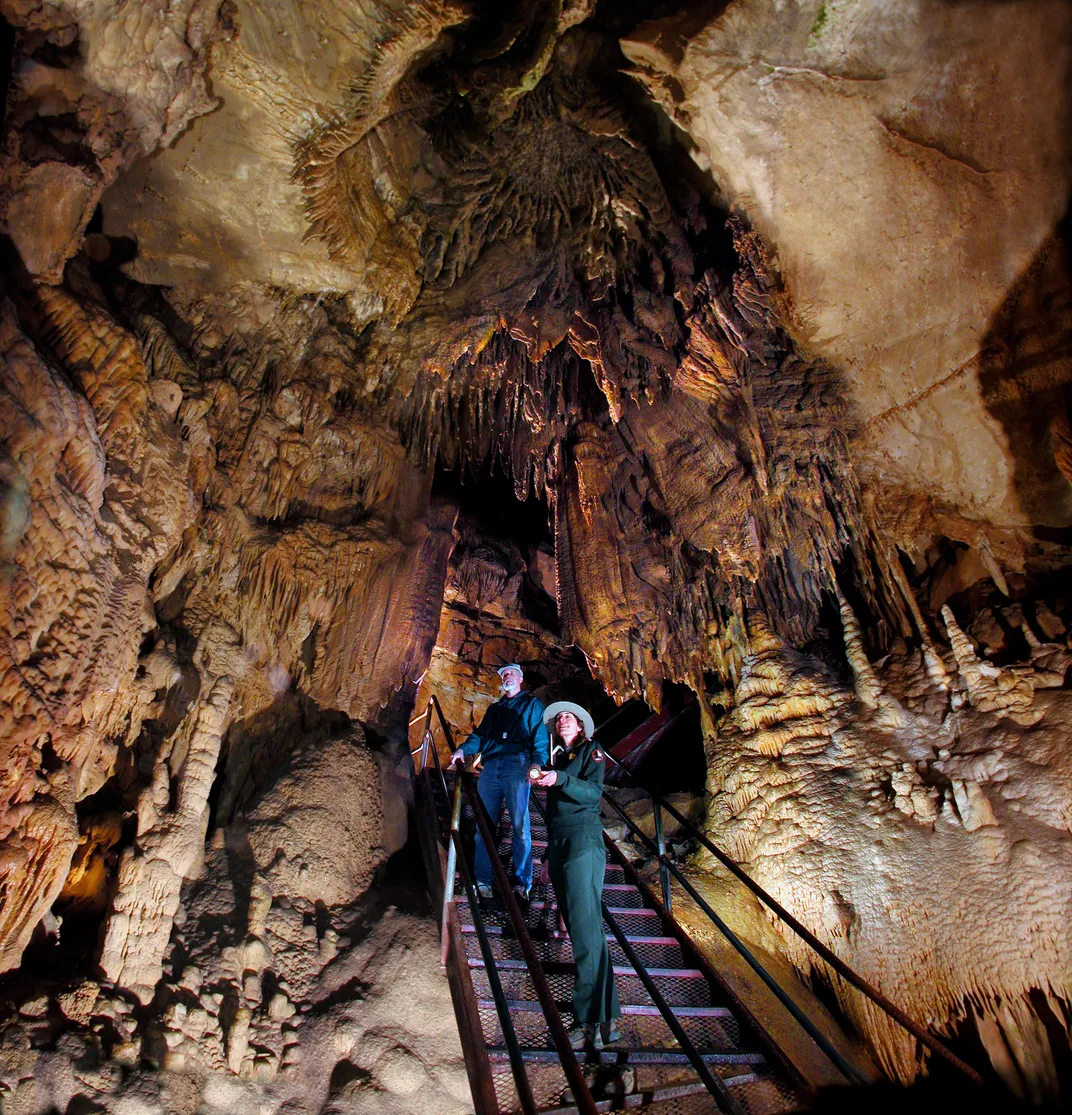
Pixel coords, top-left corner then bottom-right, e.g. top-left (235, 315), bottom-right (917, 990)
top-left (99, 675), bottom-right (236, 1000)
top-left (836, 589), bottom-right (883, 710)
top-left (941, 604), bottom-right (1040, 723)
top-left (0, 0), bottom-right (1069, 1109)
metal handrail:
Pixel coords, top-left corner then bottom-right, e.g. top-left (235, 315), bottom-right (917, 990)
top-left (592, 697), bottom-right (646, 739)
top-left (424, 697), bottom-right (598, 1115)
top-left (461, 773), bottom-right (598, 1115)
top-left (600, 791), bottom-right (871, 1086)
top-left (527, 791), bottom-right (746, 1114)
top-left (600, 755), bottom-right (985, 1087)
top-left (418, 704), bottom-right (537, 1114)
top-left (452, 789), bottom-right (538, 1115)
top-left (415, 700), bottom-right (447, 796)
top-left (602, 901), bottom-right (747, 1115)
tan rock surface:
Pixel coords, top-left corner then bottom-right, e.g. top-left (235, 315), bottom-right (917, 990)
top-left (623, 0), bottom-right (1072, 526)
top-left (247, 731), bottom-right (386, 907)
top-left (100, 673), bottom-right (237, 1002)
top-left (102, 0), bottom-right (467, 294)
top-left (0, 289), bottom-right (195, 973)
top-left (412, 514), bottom-right (577, 758)
top-left (1, 0), bottom-right (222, 278)
top-left (697, 619), bottom-right (1072, 1097)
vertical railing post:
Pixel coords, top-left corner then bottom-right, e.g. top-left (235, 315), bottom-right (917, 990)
top-left (653, 796), bottom-right (672, 915)
top-left (418, 709), bottom-right (433, 772)
top-left (441, 771), bottom-right (464, 967)
top-left (451, 821), bottom-right (538, 1115)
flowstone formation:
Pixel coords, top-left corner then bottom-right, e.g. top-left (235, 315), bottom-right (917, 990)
top-left (0, 0), bottom-right (1070, 1111)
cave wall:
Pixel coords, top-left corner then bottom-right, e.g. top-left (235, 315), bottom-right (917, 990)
top-left (0, 0), bottom-right (1070, 1109)
top-left (623, 0), bottom-right (1072, 531)
top-left (1, 0), bottom-right (220, 281)
top-left (0, 265), bottom-right (461, 1106)
top-left (0, 258), bottom-right (457, 970)
top-left (0, 285), bottom-right (198, 974)
top-left (411, 511), bottom-right (579, 761)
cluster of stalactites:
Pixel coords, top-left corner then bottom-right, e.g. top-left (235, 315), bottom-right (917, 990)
top-left (293, 5), bottom-right (695, 421)
top-left (290, 0), bottom-right (920, 707)
top-left (393, 331), bottom-right (587, 500)
top-left (545, 222), bottom-right (919, 707)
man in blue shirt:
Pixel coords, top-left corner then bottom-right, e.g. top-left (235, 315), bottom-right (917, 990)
top-left (450, 663), bottom-right (549, 901)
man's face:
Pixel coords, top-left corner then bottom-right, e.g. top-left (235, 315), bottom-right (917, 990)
top-left (501, 667), bottom-right (523, 690)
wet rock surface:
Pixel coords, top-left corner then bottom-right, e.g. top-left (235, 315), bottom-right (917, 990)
top-left (0, 0), bottom-right (1070, 1108)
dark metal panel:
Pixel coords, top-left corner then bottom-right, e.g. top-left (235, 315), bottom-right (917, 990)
top-left (444, 901), bottom-right (502, 1115)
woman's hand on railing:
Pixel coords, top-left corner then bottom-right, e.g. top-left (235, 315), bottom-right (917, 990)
top-left (531, 769), bottom-right (557, 788)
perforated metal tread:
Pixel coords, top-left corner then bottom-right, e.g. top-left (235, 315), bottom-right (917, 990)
top-left (469, 960), bottom-right (713, 1008)
top-left (450, 788), bottom-right (807, 1113)
top-left (478, 1002), bottom-right (744, 1054)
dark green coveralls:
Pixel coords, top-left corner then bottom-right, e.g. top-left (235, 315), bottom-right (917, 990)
top-left (546, 738), bottom-right (621, 1027)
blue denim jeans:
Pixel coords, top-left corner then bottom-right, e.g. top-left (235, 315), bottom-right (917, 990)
top-left (474, 754), bottom-right (533, 890)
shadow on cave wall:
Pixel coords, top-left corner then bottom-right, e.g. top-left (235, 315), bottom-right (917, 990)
top-left (978, 201), bottom-right (1072, 536)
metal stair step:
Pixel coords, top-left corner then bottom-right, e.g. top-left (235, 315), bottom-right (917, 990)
top-left (468, 961), bottom-right (713, 1008)
top-left (477, 1000), bottom-right (744, 1052)
top-left (455, 872), bottom-right (630, 899)
top-left (480, 1000), bottom-right (731, 1018)
top-left (462, 930), bottom-right (686, 970)
top-left (461, 921), bottom-right (678, 948)
top-left (487, 1056), bottom-right (773, 1115)
top-left (485, 1045), bottom-right (802, 1115)
top-left (487, 1048), bottom-right (767, 1067)
top-left (457, 883), bottom-right (644, 913)
top-left (459, 902), bottom-right (665, 942)
top-left (536, 1075), bottom-right (761, 1115)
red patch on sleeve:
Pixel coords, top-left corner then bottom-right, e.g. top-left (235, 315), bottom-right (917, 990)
top-left (592, 748), bottom-right (604, 762)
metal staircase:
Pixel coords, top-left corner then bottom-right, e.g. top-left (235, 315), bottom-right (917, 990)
top-left (412, 696), bottom-right (985, 1114)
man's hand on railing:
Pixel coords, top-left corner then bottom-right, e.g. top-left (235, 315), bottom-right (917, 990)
top-left (450, 748), bottom-right (483, 773)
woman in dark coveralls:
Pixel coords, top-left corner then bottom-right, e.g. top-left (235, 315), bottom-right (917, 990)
top-left (532, 701), bottom-right (622, 1050)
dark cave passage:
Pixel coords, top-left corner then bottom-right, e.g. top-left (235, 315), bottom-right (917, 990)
top-left (0, 0), bottom-right (1070, 1111)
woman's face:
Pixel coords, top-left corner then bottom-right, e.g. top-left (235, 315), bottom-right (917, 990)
top-left (554, 711), bottom-right (582, 742)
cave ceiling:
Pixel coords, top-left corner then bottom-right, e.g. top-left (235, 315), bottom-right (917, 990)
top-left (1, 0), bottom-right (1072, 1106)
top-left (93, 0), bottom-right (1072, 531)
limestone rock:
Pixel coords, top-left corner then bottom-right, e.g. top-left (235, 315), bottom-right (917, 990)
top-left (302, 910), bottom-right (470, 1115)
top-left (702, 631), bottom-right (1072, 1087)
top-left (0, 0), bottom-right (222, 277)
top-left (100, 674), bottom-right (237, 1001)
top-left (247, 731), bottom-right (386, 907)
top-left (412, 513), bottom-right (580, 761)
top-left (624, 0), bottom-right (1072, 528)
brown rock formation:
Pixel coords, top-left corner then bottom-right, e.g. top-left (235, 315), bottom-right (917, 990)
top-left (0, 0), bottom-right (222, 280)
top-left (413, 510), bottom-right (579, 759)
top-left (246, 730), bottom-right (387, 907)
top-left (0, 0), bottom-right (1070, 1109)
top-left (623, 0), bottom-right (1072, 529)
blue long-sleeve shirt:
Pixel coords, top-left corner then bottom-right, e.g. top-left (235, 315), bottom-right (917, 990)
top-left (462, 691), bottom-right (549, 765)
